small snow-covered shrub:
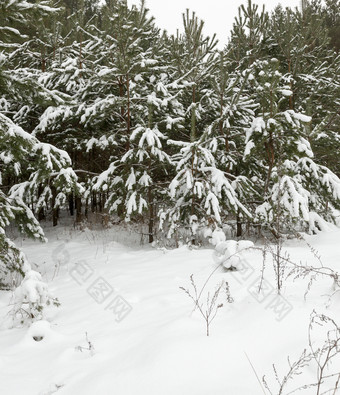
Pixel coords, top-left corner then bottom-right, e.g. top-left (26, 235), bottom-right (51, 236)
top-left (210, 228), bottom-right (255, 270)
top-left (12, 269), bottom-right (59, 324)
top-left (213, 240), bottom-right (255, 270)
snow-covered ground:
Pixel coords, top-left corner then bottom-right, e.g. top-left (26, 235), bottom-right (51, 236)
top-left (1, 225), bottom-right (339, 395)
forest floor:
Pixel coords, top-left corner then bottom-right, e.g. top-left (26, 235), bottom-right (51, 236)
top-left (0, 223), bottom-right (339, 395)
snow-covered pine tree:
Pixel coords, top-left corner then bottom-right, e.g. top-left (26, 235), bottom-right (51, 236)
top-left (159, 11), bottom-right (233, 243)
top-left (268, 2), bottom-right (340, 176)
top-left (159, 52), bottom-right (257, 242)
top-left (160, 136), bottom-right (253, 243)
top-left (227, 0), bottom-right (269, 71)
top-left (169, 9), bottom-right (218, 143)
top-left (226, 0), bottom-right (340, 236)
top-left (202, 51), bottom-right (258, 237)
top-left (0, 0), bottom-right (81, 287)
top-left (0, 0), bottom-right (65, 129)
top-left (82, 1), bottom-right (178, 241)
top-left (77, 0), bottom-right (158, 153)
top-left (243, 58), bottom-right (340, 236)
top-left (32, 0), bottom-right (102, 221)
top-left (322, 0), bottom-right (340, 52)
top-left (0, 113), bottom-right (81, 282)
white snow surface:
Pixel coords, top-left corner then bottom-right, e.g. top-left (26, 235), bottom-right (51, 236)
top-left (1, 224), bottom-right (340, 394)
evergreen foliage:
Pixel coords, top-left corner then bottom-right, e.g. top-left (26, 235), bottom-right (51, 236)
top-left (1, 0), bottom-right (340, 285)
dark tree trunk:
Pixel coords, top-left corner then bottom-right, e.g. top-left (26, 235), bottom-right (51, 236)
top-left (38, 208), bottom-right (45, 221)
top-left (91, 192), bottom-right (97, 213)
top-left (236, 211), bottom-right (242, 238)
top-left (37, 185), bottom-right (46, 221)
top-left (69, 194), bottom-right (74, 216)
top-left (51, 186), bottom-right (58, 227)
top-left (75, 196), bottom-right (82, 223)
top-left (85, 197), bottom-right (88, 219)
top-left (98, 193), bottom-right (103, 213)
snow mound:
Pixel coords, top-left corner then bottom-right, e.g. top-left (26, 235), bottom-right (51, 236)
top-left (213, 240), bottom-right (254, 269)
top-left (25, 320), bottom-right (61, 344)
